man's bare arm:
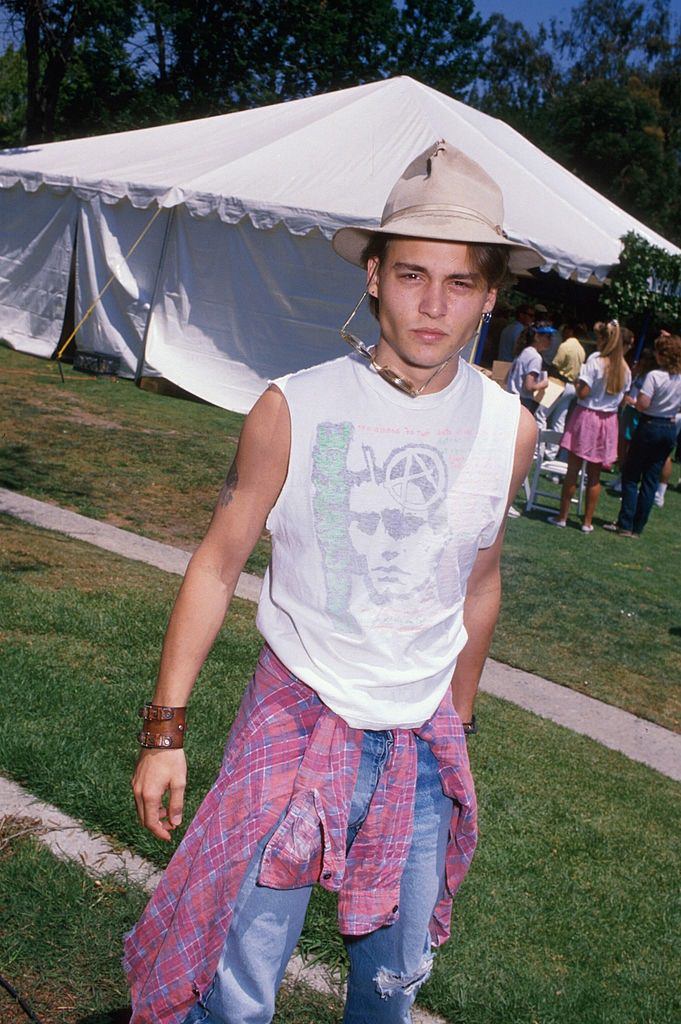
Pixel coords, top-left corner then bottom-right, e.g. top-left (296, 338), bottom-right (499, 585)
top-left (131, 386), bottom-right (290, 840)
top-left (450, 406), bottom-right (537, 723)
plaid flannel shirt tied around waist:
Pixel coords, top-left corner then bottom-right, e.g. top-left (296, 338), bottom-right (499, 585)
top-left (123, 645), bottom-right (478, 1024)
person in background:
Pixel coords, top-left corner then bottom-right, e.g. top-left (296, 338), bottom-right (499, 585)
top-left (611, 344), bottom-right (657, 494)
top-left (544, 321), bottom-right (587, 457)
top-left (653, 330), bottom-right (681, 506)
top-left (654, 429), bottom-right (681, 506)
top-left (506, 322), bottom-right (552, 414)
top-left (540, 309), bottom-right (562, 366)
top-left (605, 333), bottom-right (681, 536)
top-left (498, 303), bottom-right (534, 361)
top-left (548, 320), bottom-right (631, 533)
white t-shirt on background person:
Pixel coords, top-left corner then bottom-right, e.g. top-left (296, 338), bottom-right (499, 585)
top-left (577, 352), bottom-right (631, 413)
top-left (507, 346), bottom-right (546, 402)
top-left (639, 370), bottom-right (681, 418)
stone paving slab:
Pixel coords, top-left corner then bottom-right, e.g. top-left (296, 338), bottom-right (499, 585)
top-left (0, 775), bottom-right (163, 891)
top-left (480, 659), bottom-right (681, 782)
top-left (0, 775), bottom-right (445, 1024)
top-left (2, 486), bottom-right (680, 784)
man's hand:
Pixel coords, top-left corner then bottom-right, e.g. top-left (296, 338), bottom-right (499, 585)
top-left (132, 748), bottom-right (187, 842)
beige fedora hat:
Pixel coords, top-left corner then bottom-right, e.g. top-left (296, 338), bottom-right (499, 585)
top-left (332, 140), bottom-right (543, 274)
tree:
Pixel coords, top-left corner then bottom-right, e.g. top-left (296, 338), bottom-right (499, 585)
top-left (472, 14), bottom-right (558, 141)
top-left (546, 76), bottom-right (680, 238)
top-left (1, 0), bottom-right (138, 142)
top-left (0, 43), bottom-right (25, 147)
top-left (392, 0), bottom-right (487, 97)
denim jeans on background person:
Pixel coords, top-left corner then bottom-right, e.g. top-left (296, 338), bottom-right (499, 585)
top-left (618, 416), bottom-right (677, 534)
top-left (181, 730), bottom-right (452, 1024)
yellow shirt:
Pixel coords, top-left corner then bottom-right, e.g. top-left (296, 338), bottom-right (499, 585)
top-left (552, 336), bottom-right (586, 383)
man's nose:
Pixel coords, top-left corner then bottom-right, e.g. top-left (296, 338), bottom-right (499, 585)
top-left (419, 281), bottom-right (447, 318)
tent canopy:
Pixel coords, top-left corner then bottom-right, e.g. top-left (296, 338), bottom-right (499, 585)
top-left (2, 75), bottom-right (678, 284)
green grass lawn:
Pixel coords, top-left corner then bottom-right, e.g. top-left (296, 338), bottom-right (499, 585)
top-left (1, 517), bottom-right (680, 1024)
top-left (2, 345), bottom-right (679, 729)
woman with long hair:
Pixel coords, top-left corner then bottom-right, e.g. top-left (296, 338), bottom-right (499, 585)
top-left (549, 320), bottom-right (631, 532)
top-left (605, 333), bottom-right (681, 537)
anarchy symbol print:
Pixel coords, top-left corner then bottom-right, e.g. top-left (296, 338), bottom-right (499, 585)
top-left (383, 446), bottom-right (447, 512)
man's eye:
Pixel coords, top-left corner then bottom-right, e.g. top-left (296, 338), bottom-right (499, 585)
top-left (354, 512), bottom-right (380, 534)
top-left (451, 279), bottom-right (472, 289)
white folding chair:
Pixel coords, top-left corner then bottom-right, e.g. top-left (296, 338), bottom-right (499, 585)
top-left (525, 429), bottom-right (586, 515)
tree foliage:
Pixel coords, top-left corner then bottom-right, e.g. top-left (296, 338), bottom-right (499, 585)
top-left (476, 0), bottom-right (681, 245)
top-left (603, 232), bottom-right (681, 328)
top-left (2, 0), bottom-right (138, 141)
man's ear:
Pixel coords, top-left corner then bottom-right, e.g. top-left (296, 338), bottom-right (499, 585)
top-left (483, 287), bottom-right (498, 316)
top-left (366, 257), bottom-right (380, 297)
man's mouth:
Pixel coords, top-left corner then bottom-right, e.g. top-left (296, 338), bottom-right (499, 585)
top-left (411, 328), bottom-right (447, 340)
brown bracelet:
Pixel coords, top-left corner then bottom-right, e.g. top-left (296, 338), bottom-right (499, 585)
top-left (137, 703), bottom-right (187, 749)
top-left (462, 715), bottom-right (477, 736)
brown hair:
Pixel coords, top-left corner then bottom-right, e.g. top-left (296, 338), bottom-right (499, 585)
top-left (654, 333), bottom-right (681, 373)
top-left (360, 233), bottom-right (509, 319)
top-left (594, 320), bottom-right (628, 394)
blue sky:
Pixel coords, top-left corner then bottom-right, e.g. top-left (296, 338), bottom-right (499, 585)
top-left (474, 1), bottom-right (572, 29)
top-left (473, 0), bottom-right (681, 31)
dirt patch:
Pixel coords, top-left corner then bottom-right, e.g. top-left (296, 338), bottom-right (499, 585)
top-left (0, 968), bottom-right (80, 1024)
top-left (9, 390), bottom-right (126, 430)
top-left (67, 408), bottom-right (126, 430)
top-left (0, 815), bottom-right (47, 860)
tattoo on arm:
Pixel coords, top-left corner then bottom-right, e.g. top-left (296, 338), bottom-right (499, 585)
top-left (218, 460), bottom-right (239, 508)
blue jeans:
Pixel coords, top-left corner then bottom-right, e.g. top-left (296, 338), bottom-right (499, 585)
top-left (182, 731), bottom-right (452, 1024)
top-left (618, 416), bottom-right (676, 534)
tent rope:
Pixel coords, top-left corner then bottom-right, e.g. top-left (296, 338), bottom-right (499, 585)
top-left (56, 203), bottom-right (165, 361)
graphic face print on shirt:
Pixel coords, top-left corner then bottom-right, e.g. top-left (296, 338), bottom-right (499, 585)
top-left (348, 444), bottom-right (447, 603)
top-left (312, 422), bottom-right (451, 633)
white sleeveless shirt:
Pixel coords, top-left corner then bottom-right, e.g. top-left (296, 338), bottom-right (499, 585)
top-left (256, 353), bottom-right (520, 729)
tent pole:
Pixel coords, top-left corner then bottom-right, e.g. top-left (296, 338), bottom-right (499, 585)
top-left (135, 206), bottom-right (176, 386)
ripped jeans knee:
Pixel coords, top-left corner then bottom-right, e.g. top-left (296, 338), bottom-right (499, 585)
top-left (373, 952), bottom-right (434, 1001)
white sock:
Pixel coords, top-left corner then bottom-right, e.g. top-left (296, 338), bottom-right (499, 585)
top-left (656, 483), bottom-right (668, 497)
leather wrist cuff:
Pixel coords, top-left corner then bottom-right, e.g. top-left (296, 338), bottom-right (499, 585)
top-left (138, 703), bottom-right (187, 749)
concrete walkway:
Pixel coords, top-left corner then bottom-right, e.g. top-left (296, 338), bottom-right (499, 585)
top-left (2, 486), bottom-right (680, 782)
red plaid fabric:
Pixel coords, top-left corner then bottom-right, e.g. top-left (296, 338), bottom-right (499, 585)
top-left (123, 645), bottom-right (477, 1024)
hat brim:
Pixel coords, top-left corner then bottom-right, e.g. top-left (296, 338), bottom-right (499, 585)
top-left (332, 222), bottom-right (544, 274)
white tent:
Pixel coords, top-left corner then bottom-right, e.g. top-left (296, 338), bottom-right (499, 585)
top-left (1, 76), bottom-right (678, 412)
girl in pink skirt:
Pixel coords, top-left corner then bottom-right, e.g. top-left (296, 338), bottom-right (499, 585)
top-left (549, 320), bottom-right (631, 532)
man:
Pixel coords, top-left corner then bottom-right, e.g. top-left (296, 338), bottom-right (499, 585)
top-left (545, 322), bottom-right (586, 457)
top-left (124, 142), bottom-right (540, 1024)
top-left (497, 302), bottom-right (534, 361)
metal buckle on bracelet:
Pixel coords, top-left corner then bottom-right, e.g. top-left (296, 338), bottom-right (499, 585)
top-left (139, 703), bottom-right (181, 722)
top-left (137, 728), bottom-right (184, 749)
